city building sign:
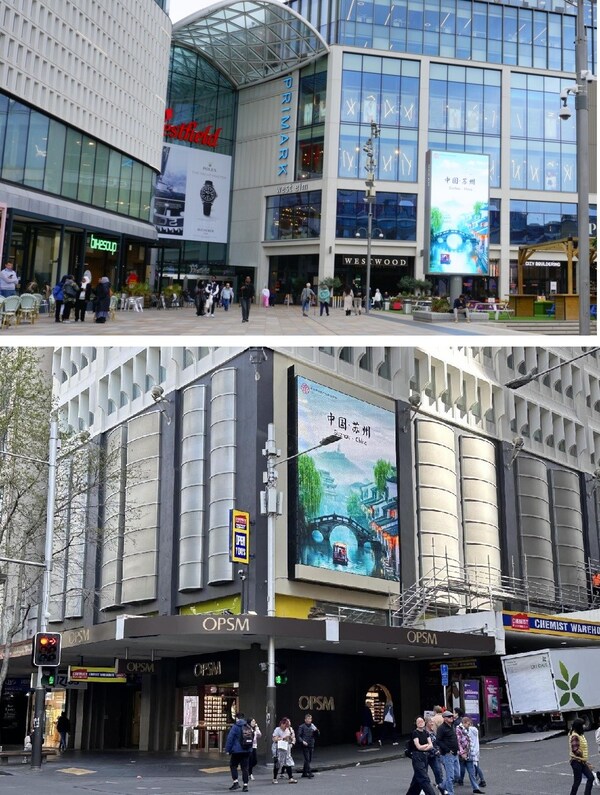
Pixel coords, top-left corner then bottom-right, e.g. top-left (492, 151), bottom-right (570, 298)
top-left (200, 615), bottom-right (250, 632)
top-left (88, 233), bottom-right (117, 255)
top-left (342, 255), bottom-right (410, 268)
top-left (503, 610), bottom-right (600, 639)
top-left (164, 108), bottom-right (222, 148)
top-left (115, 659), bottom-right (157, 676)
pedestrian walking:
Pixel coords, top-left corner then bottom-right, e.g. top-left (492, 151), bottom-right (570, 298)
top-left (248, 717), bottom-right (261, 781)
top-left (272, 717), bottom-right (297, 783)
top-left (461, 716), bottom-right (486, 789)
top-left (261, 285), bottom-right (271, 308)
top-left (436, 710), bottom-right (459, 795)
top-left (343, 287), bottom-right (353, 317)
top-left (74, 269), bottom-right (92, 322)
top-left (300, 283), bottom-right (315, 317)
top-left (359, 701), bottom-right (374, 746)
top-left (61, 274), bottom-right (79, 321)
top-left (52, 275), bottom-right (67, 322)
top-left (205, 277), bottom-right (220, 316)
top-left (456, 716), bottom-right (483, 793)
top-left (0, 260), bottom-right (19, 297)
top-left (56, 711), bottom-right (71, 752)
top-left (221, 282), bottom-right (234, 311)
top-left (424, 717), bottom-right (448, 795)
top-left (382, 700), bottom-right (396, 745)
top-left (405, 716), bottom-right (439, 795)
top-left (93, 276), bottom-right (111, 324)
top-left (297, 713), bottom-right (319, 778)
top-left (239, 276), bottom-right (255, 323)
top-left (568, 718), bottom-right (595, 795)
top-left (317, 284), bottom-right (331, 316)
top-left (225, 711), bottom-right (253, 792)
top-left (373, 288), bottom-right (383, 309)
top-left (431, 705), bottom-right (445, 731)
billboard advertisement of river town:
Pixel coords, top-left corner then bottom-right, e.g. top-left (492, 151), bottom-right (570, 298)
top-left (294, 376), bottom-right (399, 582)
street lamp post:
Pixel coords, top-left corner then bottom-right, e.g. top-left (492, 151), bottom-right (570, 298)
top-left (362, 121), bottom-right (380, 316)
top-left (260, 424), bottom-right (339, 759)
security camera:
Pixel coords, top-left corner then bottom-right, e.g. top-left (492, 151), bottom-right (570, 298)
top-left (408, 394), bottom-right (422, 408)
top-left (558, 104), bottom-right (572, 121)
top-left (512, 436), bottom-right (525, 450)
top-left (151, 385), bottom-right (165, 403)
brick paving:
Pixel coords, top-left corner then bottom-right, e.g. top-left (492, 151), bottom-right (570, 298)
top-left (1, 303), bottom-right (541, 339)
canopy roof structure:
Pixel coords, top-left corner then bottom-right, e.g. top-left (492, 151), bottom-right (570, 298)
top-left (172, 0), bottom-right (329, 89)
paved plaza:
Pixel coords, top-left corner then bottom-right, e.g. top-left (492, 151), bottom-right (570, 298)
top-left (0, 303), bottom-right (583, 339)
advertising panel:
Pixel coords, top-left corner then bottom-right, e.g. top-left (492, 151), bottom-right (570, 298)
top-left (230, 509), bottom-right (250, 565)
top-left (463, 679), bottom-right (481, 724)
top-left (483, 676), bottom-right (500, 719)
top-left (294, 376), bottom-right (399, 582)
top-left (153, 143), bottom-right (231, 242)
top-left (425, 150), bottom-right (489, 275)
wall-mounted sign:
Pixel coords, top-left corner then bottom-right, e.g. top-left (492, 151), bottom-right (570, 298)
top-left (115, 659), bottom-right (157, 676)
top-left (164, 108), bottom-right (221, 149)
top-left (230, 509), bottom-right (250, 564)
top-left (194, 661), bottom-right (222, 678)
top-left (88, 233), bottom-right (118, 255)
top-left (276, 182), bottom-right (309, 195)
top-left (277, 76), bottom-right (294, 177)
top-left (340, 255), bottom-right (411, 268)
top-left (68, 666), bottom-right (126, 683)
top-left (503, 610), bottom-right (600, 639)
top-left (298, 695), bottom-right (335, 711)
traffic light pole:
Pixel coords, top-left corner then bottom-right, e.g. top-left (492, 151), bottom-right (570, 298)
top-left (31, 416), bottom-right (58, 770)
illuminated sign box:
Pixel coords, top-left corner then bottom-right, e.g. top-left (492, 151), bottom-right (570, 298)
top-left (425, 150), bottom-right (490, 275)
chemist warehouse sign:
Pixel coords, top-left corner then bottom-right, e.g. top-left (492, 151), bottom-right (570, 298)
top-left (503, 610), bottom-right (600, 640)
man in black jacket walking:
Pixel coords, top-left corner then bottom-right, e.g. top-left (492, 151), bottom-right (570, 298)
top-left (297, 714), bottom-right (319, 778)
top-left (436, 711), bottom-right (459, 795)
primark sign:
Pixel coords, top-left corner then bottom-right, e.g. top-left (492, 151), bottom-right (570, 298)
top-left (339, 254), bottom-right (413, 268)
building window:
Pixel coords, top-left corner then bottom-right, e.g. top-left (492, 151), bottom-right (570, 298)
top-left (339, 54), bottom-right (419, 183)
top-left (336, 189), bottom-right (417, 240)
top-left (265, 191), bottom-right (322, 241)
top-left (509, 200), bottom-right (596, 245)
top-left (296, 58), bottom-right (327, 180)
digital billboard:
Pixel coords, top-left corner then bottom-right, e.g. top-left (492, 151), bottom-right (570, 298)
top-left (153, 143), bottom-right (231, 243)
top-left (293, 376), bottom-right (399, 582)
top-left (425, 151), bottom-right (490, 275)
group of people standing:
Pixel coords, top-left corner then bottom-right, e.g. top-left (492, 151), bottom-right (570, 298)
top-left (225, 712), bottom-right (319, 791)
top-left (52, 271), bottom-right (111, 324)
top-left (406, 707), bottom-right (485, 795)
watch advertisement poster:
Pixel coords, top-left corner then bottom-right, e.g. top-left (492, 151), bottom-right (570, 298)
top-left (153, 143), bottom-right (231, 242)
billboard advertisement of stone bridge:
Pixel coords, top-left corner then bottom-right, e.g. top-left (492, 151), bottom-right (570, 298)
top-left (293, 376), bottom-right (399, 582)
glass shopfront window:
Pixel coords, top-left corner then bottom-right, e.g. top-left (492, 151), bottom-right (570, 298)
top-left (0, 92), bottom-right (154, 221)
top-left (265, 191), bottom-right (322, 241)
top-left (339, 54), bottom-right (419, 183)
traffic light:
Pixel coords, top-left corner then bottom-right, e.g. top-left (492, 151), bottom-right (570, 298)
top-left (41, 669), bottom-right (56, 688)
top-left (274, 662), bottom-right (288, 686)
top-left (32, 632), bottom-right (61, 667)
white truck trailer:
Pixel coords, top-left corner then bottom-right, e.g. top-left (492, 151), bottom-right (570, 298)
top-left (501, 647), bottom-right (600, 731)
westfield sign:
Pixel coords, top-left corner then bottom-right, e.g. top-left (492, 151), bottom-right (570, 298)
top-left (164, 108), bottom-right (221, 148)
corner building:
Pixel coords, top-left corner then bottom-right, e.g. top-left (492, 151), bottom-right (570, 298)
top-left (159, 0), bottom-right (597, 300)
top-left (0, 0), bottom-right (171, 290)
top-left (5, 346), bottom-right (600, 751)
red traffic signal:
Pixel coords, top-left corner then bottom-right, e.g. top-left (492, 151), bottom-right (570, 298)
top-left (32, 632), bottom-right (61, 667)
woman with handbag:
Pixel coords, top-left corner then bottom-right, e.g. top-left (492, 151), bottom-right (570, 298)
top-left (272, 717), bottom-right (297, 784)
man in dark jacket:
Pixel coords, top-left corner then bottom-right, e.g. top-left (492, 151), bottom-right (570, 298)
top-left (297, 713), bottom-right (319, 778)
top-left (239, 276), bottom-right (255, 323)
top-left (225, 712), bottom-right (251, 791)
top-left (436, 711), bottom-right (459, 795)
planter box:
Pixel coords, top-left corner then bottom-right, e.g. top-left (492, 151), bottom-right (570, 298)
top-left (412, 311), bottom-right (489, 323)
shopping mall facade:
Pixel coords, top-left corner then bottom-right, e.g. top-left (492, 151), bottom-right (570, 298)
top-left (3, 346), bottom-right (600, 751)
top-left (156, 0), bottom-right (597, 300)
top-left (0, 0), bottom-right (596, 298)
top-left (0, 0), bottom-right (171, 291)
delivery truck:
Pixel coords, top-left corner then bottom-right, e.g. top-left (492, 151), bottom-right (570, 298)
top-left (501, 647), bottom-right (600, 731)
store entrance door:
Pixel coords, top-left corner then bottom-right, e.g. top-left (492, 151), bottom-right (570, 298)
top-left (179, 684), bottom-right (238, 751)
